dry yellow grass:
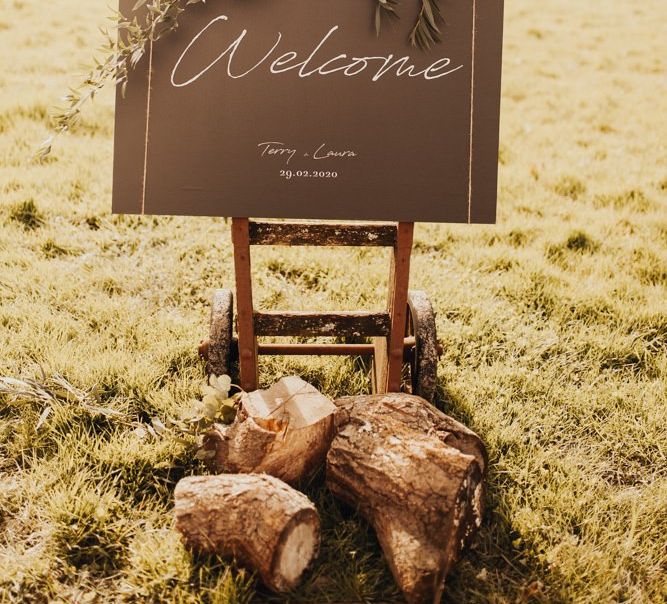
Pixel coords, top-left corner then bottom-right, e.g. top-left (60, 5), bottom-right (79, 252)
top-left (1, 0), bottom-right (666, 602)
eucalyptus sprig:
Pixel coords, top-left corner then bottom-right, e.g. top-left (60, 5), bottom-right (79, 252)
top-left (137, 374), bottom-right (242, 460)
top-left (40, 0), bottom-right (443, 158)
top-left (180, 373), bottom-right (241, 433)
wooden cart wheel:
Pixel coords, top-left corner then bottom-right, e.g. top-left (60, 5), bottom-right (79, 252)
top-left (209, 289), bottom-right (236, 377)
top-left (405, 290), bottom-right (438, 402)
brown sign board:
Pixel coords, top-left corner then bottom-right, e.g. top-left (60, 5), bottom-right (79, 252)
top-left (113, 0), bottom-right (504, 223)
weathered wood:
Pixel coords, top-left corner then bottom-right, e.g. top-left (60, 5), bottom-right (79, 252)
top-left (201, 338), bottom-right (417, 359)
top-left (254, 311), bottom-right (391, 337)
top-left (232, 218), bottom-right (258, 391)
top-left (327, 394), bottom-right (487, 604)
top-left (208, 288), bottom-right (234, 377)
top-left (202, 377), bottom-right (337, 485)
top-left (174, 474), bottom-right (320, 593)
top-left (260, 342), bottom-right (377, 356)
top-left (372, 335), bottom-right (389, 394)
top-left (385, 222), bottom-right (414, 393)
top-left (406, 290), bottom-right (439, 402)
top-left (249, 220), bottom-right (397, 247)
top-left (333, 394), bottom-right (487, 473)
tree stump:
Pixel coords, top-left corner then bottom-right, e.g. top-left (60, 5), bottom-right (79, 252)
top-left (202, 376), bottom-right (337, 485)
top-left (326, 394), bottom-right (487, 604)
top-left (174, 474), bottom-right (320, 593)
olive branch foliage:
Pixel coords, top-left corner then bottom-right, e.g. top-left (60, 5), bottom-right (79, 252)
top-left (39, 0), bottom-right (442, 159)
top-left (375, 0), bottom-right (443, 49)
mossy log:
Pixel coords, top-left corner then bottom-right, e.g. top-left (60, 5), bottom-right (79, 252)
top-left (327, 394), bottom-right (487, 604)
top-left (174, 474), bottom-right (320, 593)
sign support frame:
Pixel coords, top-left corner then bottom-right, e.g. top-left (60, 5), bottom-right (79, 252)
top-left (229, 217), bottom-right (423, 395)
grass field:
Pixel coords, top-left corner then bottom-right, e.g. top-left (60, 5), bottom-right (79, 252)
top-left (1, 0), bottom-right (666, 602)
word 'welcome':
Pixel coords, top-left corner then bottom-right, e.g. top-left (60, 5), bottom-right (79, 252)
top-left (171, 15), bottom-right (464, 87)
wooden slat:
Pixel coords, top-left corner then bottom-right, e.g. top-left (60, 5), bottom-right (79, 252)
top-left (258, 337), bottom-right (416, 357)
top-left (259, 343), bottom-right (376, 356)
top-left (254, 311), bottom-right (391, 337)
top-left (231, 218), bottom-right (259, 392)
top-left (249, 221), bottom-right (397, 247)
top-left (386, 222), bottom-right (414, 392)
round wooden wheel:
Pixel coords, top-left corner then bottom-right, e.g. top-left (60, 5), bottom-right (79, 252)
top-left (405, 290), bottom-right (438, 402)
top-left (209, 289), bottom-right (235, 377)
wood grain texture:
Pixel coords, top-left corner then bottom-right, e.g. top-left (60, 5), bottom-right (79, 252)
top-left (175, 474), bottom-right (320, 593)
top-left (208, 288), bottom-right (234, 377)
top-left (232, 218), bottom-right (259, 391)
top-left (202, 377), bottom-right (337, 485)
top-left (254, 311), bottom-right (392, 337)
top-left (327, 394), bottom-right (487, 603)
top-left (385, 222), bottom-right (414, 393)
top-left (248, 221), bottom-right (398, 247)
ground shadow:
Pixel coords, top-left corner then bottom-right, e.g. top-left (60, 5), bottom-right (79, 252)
top-left (435, 379), bottom-right (570, 604)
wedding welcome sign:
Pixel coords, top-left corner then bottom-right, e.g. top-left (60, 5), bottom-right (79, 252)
top-left (113, 0), bottom-right (504, 223)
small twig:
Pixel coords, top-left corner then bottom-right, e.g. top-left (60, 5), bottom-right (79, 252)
top-left (266, 384), bottom-right (316, 417)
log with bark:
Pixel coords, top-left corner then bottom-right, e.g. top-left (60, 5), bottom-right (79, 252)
top-left (327, 393), bottom-right (487, 604)
top-left (174, 473), bottom-right (320, 592)
top-left (201, 376), bottom-right (337, 484)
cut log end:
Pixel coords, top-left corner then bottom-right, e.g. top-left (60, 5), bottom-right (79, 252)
top-left (174, 474), bottom-right (320, 593)
top-left (272, 513), bottom-right (320, 590)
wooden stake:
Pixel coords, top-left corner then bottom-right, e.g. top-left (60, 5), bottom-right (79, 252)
top-left (382, 222), bottom-right (414, 393)
top-left (232, 218), bottom-right (258, 391)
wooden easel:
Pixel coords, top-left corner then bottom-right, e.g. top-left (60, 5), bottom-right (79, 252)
top-left (230, 218), bottom-right (415, 394)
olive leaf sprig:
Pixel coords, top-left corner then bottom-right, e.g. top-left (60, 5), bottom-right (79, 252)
top-left (375, 0), bottom-right (400, 37)
top-left (375, 0), bottom-right (444, 49)
top-left (38, 0), bottom-right (205, 160)
top-left (410, 0), bottom-right (444, 49)
top-left (39, 0), bottom-right (443, 158)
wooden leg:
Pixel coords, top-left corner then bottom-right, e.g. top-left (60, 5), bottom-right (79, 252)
top-left (232, 218), bottom-right (259, 392)
top-left (384, 222), bottom-right (414, 393)
top-left (372, 336), bottom-right (388, 394)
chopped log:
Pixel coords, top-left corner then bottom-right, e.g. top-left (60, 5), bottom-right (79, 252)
top-left (326, 394), bottom-right (487, 604)
top-left (202, 376), bottom-right (337, 484)
top-left (174, 474), bottom-right (320, 593)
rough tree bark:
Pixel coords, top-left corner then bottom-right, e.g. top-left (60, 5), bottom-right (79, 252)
top-left (201, 376), bottom-right (337, 485)
top-left (327, 393), bottom-right (487, 604)
top-left (333, 393), bottom-right (487, 474)
top-left (174, 474), bottom-right (320, 593)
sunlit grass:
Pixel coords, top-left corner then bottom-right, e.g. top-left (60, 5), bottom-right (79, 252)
top-left (1, 0), bottom-right (666, 602)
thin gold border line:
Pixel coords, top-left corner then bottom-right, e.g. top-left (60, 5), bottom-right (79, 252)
top-left (141, 37), bottom-right (155, 216)
top-left (467, 0), bottom-right (477, 224)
